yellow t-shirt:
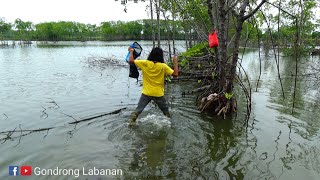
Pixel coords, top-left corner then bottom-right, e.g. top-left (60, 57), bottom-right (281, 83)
top-left (134, 60), bottom-right (174, 97)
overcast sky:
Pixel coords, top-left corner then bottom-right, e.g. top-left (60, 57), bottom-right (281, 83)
top-left (1, 0), bottom-right (150, 24)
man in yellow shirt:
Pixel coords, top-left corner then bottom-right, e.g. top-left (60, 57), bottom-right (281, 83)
top-left (128, 47), bottom-right (178, 125)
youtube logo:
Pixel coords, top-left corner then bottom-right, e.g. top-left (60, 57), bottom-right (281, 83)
top-left (20, 166), bottom-right (32, 176)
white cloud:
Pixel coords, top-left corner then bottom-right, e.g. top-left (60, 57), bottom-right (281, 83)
top-left (1, 0), bottom-right (149, 24)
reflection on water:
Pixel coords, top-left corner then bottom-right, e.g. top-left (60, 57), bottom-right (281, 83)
top-left (0, 42), bottom-right (320, 179)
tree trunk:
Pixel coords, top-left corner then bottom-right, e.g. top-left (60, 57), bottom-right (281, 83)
top-left (161, 8), bottom-right (172, 60)
top-left (200, 0), bottom-right (267, 116)
top-left (226, 0), bottom-right (248, 93)
top-left (172, 3), bottom-right (176, 54)
top-left (207, 0), bottom-right (215, 30)
top-left (156, 0), bottom-right (161, 47)
top-left (189, 28), bottom-right (192, 48)
top-left (217, 0), bottom-right (228, 91)
top-left (182, 18), bottom-right (188, 49)
top-left (150, 0), bottom-right (155, 48)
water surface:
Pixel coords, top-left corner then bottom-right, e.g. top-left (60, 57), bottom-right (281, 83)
top-left (1, 41), bottom-right (320, 179)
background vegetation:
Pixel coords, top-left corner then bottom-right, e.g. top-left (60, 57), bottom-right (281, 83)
top-left (0, 18), bottom-right (186, 41)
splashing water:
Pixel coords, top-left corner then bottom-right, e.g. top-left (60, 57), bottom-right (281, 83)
top-left (139, 114), bottom-right (172, 128)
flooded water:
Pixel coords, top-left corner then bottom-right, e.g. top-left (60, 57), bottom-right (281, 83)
top-left (1, 42), bottom-right (320, 179)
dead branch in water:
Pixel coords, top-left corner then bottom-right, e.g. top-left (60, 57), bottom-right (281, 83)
top-left (60, 112), bottom-right (78, 123)
top-left (1, 127), bottom-right (17, 144)
top-left (46, 98), bottom-right (60, 109)
top-left (0, 127), bottom-right (54, 134)
top-left (14, 124), bottom-right (23, 147)
top-left (0, 108), bottom-right (126, 143)
top-left (0, 127), bottom-right (54, 145)
top-left (68, 107), bottom-right (127, 124)
top-left (41, 106), bottom-right (48, 119)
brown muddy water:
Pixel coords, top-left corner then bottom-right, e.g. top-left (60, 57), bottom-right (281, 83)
top-left (0, 41), bottom-right (320, 180)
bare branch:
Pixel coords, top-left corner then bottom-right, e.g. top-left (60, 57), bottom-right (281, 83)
top-left (1, 127), bottom-right (17, 144)
top-left (265, 1), bottom-right (296, 18)
top-left (1, 108), bottom-right (127, 144)
top-left (46, 98), bottom-right (60, 109)
top-left (14, 124), bottom-right (23, 147)
top-left (243, 0), bottom-right (267, 21)
top-left (43, 129), bottom-right (50, 139)
top-left (41, 106), bottom-right (48, 119)
top-left (226, 0), bottom-right (242, 13)
top-left (68, 108), bottom-right (126, 124)
top-left (60, 112), bottom-right (78, 123)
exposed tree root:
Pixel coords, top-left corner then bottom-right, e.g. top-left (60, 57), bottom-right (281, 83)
top-left (198, 91), bottom-right (237, 119)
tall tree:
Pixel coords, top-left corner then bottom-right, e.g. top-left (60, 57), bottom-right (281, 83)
top-left (0, 18), bottom-right (12, 41)
top-left (150, 0), bottom-right (156, 48)
top-left (14, 18), bottom-right (34, 42)
top-left (193, 0), bottom-right (267, 115)
top-left (155, 0), bottom-right (161, 47)
top-left (116, 0), bottom-right (156, 46)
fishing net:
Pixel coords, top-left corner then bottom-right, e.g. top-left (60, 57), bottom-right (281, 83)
top-left (126, 42), bottom-right (143, 80)
top-left (132, 42), bottom-right (143, 59)
top-left (129, 64), bottom-right (139, 79)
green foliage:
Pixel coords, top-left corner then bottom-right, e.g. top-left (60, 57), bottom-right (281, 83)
top-left (34, 21), bottom-right (89, 41)
top-left (0, 18), bottom-right (186, 41)
top-left (0, 18), bottom-right (12, 37)
top-left (311, 31), bottom-right (320, 45)
top-left (260, 0), bottom-right (319, 54)
top-left (240, 21), bottom-right (263, 44)
top-left (224, 92), bottom-right (233, 100)
top-left (180, 58), bottom-right (189, 67)
top-left (179, 42), bottom-right (212, 68)
top-left (11, 18), bottom-right (34, 40)
top-left (181, 42), bottom-right (208, 57)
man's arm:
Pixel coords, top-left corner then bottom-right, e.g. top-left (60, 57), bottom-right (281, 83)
top-left (172, 56), bottom-right (178, 77)
top-left (128, 48), bottom-right (135, 64)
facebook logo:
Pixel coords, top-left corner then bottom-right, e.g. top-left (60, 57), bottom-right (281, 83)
top-left (9, 166), bottom-right (19, 176)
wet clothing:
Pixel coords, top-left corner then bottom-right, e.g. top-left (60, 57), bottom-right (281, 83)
top-left (129, 94), bottom-right (171, 123)
top-left (134, 60), bottom-right (174, 97)
top-left (129, 60), bottom-right (174, 123)
top-left (135, 93), bottom-right (169, 114)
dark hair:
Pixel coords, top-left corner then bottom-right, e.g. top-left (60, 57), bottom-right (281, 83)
top-left (147, 47), bottom-right (164, 63)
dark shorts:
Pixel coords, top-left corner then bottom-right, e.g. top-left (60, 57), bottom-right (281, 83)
top-left (135, 93), bottom-right (169, 114)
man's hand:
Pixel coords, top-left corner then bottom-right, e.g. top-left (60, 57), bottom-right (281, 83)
top-left (172, 55), bottom-right (178, 66)
top-left (172, 56), bottom-right (178, 77)
top-left (128, 47), bottom-right (134, 53)
top-left (128, 47), bottom-right (135, 64)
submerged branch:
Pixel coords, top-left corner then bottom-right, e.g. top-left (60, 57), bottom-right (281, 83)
top-left (68, 107), bottom-right (127, 124)
top-left (0, 127), bottom-right (54, 134)
top-left (0, 108), bottom-right (127, 143)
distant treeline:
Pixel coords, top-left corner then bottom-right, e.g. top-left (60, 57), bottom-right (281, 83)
top-left (1, 18), bottom-right (319, 48)
top-left (0, 18), bottom-right (187, 41)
